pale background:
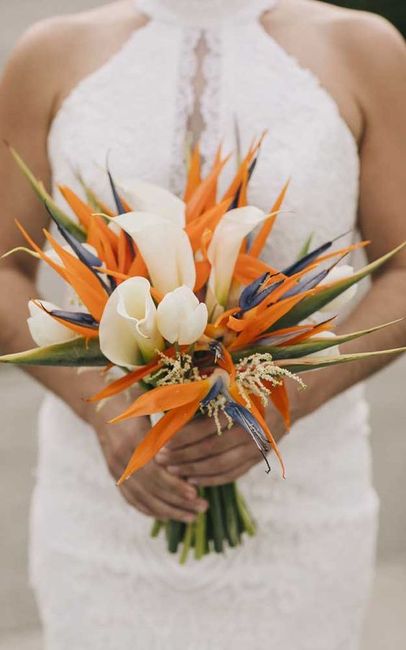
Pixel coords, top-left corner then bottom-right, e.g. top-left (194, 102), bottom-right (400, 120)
top-left (0, 1), bottom-right (405, 649)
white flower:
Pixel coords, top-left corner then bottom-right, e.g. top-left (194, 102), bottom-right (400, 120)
top-left (99, 277), bottom-right (164, 368)
top-left (27, 300), bottom-right (78, 347)
top-left (206, 206), bottom-right (268, 319)
top-left (118, 179), bottom-right (186, 227)
top-left (157, 286), bottom-right (208, 345)
top-left (114, 211), bottom-right (196, 294)
top-left (319, 264), bottom-right (357, 313)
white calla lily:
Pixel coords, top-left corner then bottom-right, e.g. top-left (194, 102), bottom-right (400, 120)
top-left (115, 211), bottom-right (196, 294)
top-left (99, 277), bottom-right (164, 368)
top-left (119, 179), bottom-right (186, 226)
top-left (319, 264), bottom-right (358, 313)
top-left (27, 300), bottom-right (78, 347)
top-left (157, 286), bottom-right (208, 345)
top-left (206, 206), bottom-right (268, 319)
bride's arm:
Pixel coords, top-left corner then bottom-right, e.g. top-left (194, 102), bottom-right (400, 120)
top-left (0, 23), bottom-right (206, 521)
top-left (158, 16), bottom-right (406, 486)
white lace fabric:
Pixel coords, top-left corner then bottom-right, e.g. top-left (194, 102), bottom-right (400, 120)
top-left (32, 1), bottom-right (378, 648)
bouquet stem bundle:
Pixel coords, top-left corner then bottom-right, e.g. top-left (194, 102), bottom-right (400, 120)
top-left (152, 484), bottom-right (255, 563)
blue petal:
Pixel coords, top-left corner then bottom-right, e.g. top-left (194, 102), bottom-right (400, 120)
top-left (282, 268), bottom-right (330, 298)
top-left (50, 309), bottom-right (99, 329)
top-left (223, 400), bottom-right (271, 473)
top-left (200, 377), bottom-right (223, 407)
top-left (107, 168), bottom-right (126, 215)
top-left (282, 230), bottom-right (352, 277)
top-left (45, 203), bottom-right (111, 295)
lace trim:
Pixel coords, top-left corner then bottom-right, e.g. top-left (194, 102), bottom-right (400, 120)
top-left (200, 29), bottom-right (223, 176)
top-left (169, 27), bottom-right (201, 195)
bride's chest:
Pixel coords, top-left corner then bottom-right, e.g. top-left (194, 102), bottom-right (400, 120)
top-left (48, 21), bottom-right (360, 267)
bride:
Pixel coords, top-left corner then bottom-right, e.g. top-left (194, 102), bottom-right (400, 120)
top-left (0, 1), bottom-right (405, 648)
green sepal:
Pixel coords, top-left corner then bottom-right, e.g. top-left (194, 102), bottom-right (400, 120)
top-left (8, 145), bottom-right (86, 242)
top-left (232, 319), bottom-right (403, 361)
top-left (270, 241), bottom-right (406, 330)
top-left (275, 347), bottom-right (406, 374)
top-left (0, 337), bottom-right (107, 367)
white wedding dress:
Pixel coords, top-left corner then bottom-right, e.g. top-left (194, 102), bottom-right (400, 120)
top-left (30, 1), bottom-right (379, 648)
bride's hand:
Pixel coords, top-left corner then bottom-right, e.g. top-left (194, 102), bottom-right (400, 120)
top-left (155, 406), bottom-right (286, 487)
top-left (86, 396), bottom-right (208, 522)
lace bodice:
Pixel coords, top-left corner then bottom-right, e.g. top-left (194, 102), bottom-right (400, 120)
top-left (49, 0), bottom-right (359, 272)
top-left (32, 3), bottom-right (378, 649)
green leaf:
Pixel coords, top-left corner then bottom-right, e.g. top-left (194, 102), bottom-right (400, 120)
top-left (275, 347), bottom-right (406, 374)
top-left (0, 337), bottom-right (107, 367)
top-left (296, 233), bottom-right (314, 260)
top-left (270, 241), bottom-right (406, 330)
top-left (232, 319), bottom-right (403, 361)
top-left (8, 145), bottom-right (86, 242)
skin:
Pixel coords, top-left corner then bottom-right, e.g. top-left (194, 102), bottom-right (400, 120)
top-left (0, 0), bottom-right (405, 522)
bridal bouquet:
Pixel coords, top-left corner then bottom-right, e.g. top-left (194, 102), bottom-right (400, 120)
top-left (1, 138), bottom-right (404, 563)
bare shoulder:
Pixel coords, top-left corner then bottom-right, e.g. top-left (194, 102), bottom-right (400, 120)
top-left (0, 1), bottom-right (141, 121)
top-left (300, 1), bottom-right (405, 94)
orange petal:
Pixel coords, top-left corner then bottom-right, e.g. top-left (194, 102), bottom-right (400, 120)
top-left (58, 185), bottom-right (93, 230)
top-left (229, 292), bottom-right (311, 350)
top-left (233, 254), bottom-right (280, 285)
top-left (269, 381), bottom-right (291, 430)
top-left (186, 199), bottom-right (231, 251)
top-left (249, 180), bottom-right (290, 258)
top-left (184, 143), bottom-right (202, 202)
top-left (117, 399), bottom-right (201, 483)
top-left (15, 221), bottom-right (68, 281)
top-left (186, 155), bottom-right (230, 223)
top-left (111, 379), bottom-right (210, 423)
top-left (89, 360), bottom-right (163, 403)
top-left (44, 230), bottom-right (108, 321)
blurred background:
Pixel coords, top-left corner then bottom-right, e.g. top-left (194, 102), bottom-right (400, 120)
top-left (0, 1), bottom-right (405, 649)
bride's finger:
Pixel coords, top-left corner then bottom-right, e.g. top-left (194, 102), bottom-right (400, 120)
top-left (187, 460), bottom-right (257, 487)
top-left (166, 418), bottom-right (216, 450)
top-left (157, 429), bottom-right (246, 466)
top-left (166, 445), bottom-right (255, 478)
top-left (151, 467), bottom-right (208, 513)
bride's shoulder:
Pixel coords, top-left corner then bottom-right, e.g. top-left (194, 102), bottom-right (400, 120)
top-left (1, 1), bottom-right (143, 119)
top-left (285, 0), bottom-right (405, 99)
top-left (299, 0), bottom-right (405, 65)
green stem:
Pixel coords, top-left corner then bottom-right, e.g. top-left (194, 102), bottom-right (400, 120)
top-left (236, 489), bottom-right (256, 537)
top-left (167, 520), bottom-right (184, 554)
top-left (179, 523), bottom-right (194, 565)
top-left (151, 519), bottom-right (163, 538)
top-left (221, 483), bottom-right (240, 548)
top-left (194, 488), bottom-right (207, 560)
top-left (208, 486), bottom-right (225, 553)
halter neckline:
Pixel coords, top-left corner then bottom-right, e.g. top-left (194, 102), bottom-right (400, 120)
top-left (135, 0), bottom-right (279, 28)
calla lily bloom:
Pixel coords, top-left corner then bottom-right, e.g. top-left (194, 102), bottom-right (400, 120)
top-left (119, 179), bottom-right (186, 226)
top-left (206, 206), bottom-right (268, 319)
top-left (99, 277), bottom-right (164, 368)
top-left (28, 300), bottom-right (79, 347)
top-left (157, 286), bottom-right (208, 345)
top-left (318, 264), bottom-right (357, 312)
top-left (115, 212), bottom-right (196, 294)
